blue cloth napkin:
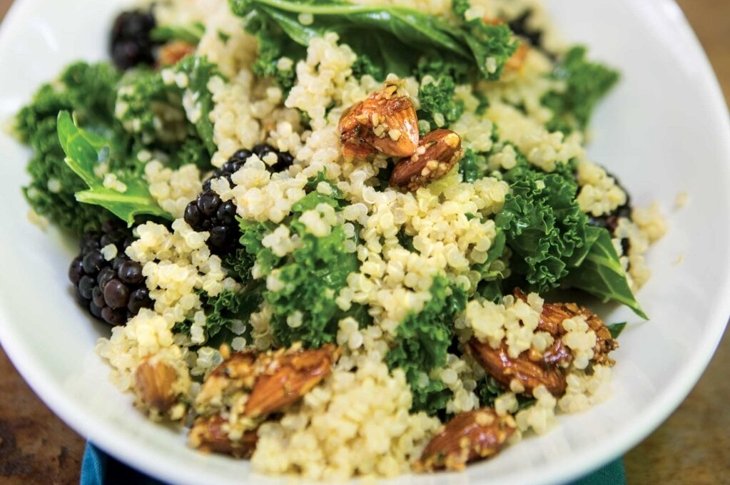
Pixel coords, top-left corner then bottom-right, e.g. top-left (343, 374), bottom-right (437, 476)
top-left (81, 442), bottom-right (625, 484)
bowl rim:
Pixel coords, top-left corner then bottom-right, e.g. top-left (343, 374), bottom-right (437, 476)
top-left (0, 0), bottom-right (729, 484)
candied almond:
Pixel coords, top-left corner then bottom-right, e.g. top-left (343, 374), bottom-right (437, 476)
top-left (338, 81), bottom-right (419, 160)
top-left (135, 357), bottom-right (179, 413)
top-left (514, 289), bottom-right (619, 366)
top-left (189, 415), bottom-right (258, 459)
top-left (244, 344), bottom-right (340, 418)
top-left (390, 129), bottom-right (463, 191)
top-left (158, 40), bottom-right (196, 67)
top-left (468, 339), bottom-right (567, 396)
top-left (417, 408), bottom-right (515, 472)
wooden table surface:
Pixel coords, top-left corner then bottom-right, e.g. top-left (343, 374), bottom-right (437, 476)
top-left (0, 1), bottom-right (728, 484)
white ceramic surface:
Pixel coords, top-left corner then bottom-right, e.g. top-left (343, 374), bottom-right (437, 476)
top-left (0, 0), bottom-right (728, 484)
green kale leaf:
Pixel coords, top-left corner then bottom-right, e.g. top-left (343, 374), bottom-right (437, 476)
top-left (417, 75), bottom-right (464, 131)
top-left (223, 247), bottom-right (257, 283)
top-left (564, 226), bottom-right (647, 319)
top-left (56, 112), bottom-right (172, 225)
top-left (495, 160), bottom-right (644, 317)
top-left (204, 285), bottom-right (263, 340)
top-left (385, 275), bottom-right (468, 415)
top-left (15, 62), bottom-right (124, 234)
top-left (238, 219), bottom-right (281, 275)
top-left (606, 322), bottom-right (627, 339)
top-left (115, 67), bottom-right (181, 145)
top-left (496, 161), bottom-right (593, 293)
top-left (267, 222), bottom-right (360, 348)
top-left (459, 148), bottom-right (489, 183)
top-left (230, 0), bottom-right (517, 82)
top-left (174, 56), bottom-right (221, 154)
top-left (151, 22), bottom-right (206, 44)
top-left (542, 46), bottom-right (620, 134)
top-left (452, 5), bottom-right (517, 81)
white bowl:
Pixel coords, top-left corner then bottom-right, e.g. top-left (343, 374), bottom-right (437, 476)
top-left (0, 0), bottom-right (728, 484)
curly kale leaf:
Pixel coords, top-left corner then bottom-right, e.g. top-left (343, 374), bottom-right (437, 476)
top-left (242, 7), bottom-right (304, 91)
top-left (223, 247), bottom-right (257, 283)
top-left (15, 62), bottom-right (125, 234)
top-left (231, 0), bottom-right (518, 82)
top-left (495, 161), bottom-right (594, 293)
top-left (267, 222), bottom-right (359, 348)
top-left (385, 275), bottom-right (468, 415)
top-left (117, 56), bottom-right (221, 157)
top-left (57, 112), bottom-right (171, 225)
top-left (455, 14), bottom-right (517, 81)
top-left (417, 75), bottom-right (464, 132)
top-left (174, 56), bottom-right (221, 154)
top-left (116, 68), bottom-right (180, 145)
top-left (459, 148), bottom-right (490, 183)
top-left (203, 286), bottom-right (263, 340)
top-left (542, 46), bottom-right (620, 134)
top-left (495, 161), bottom-right (644, 316)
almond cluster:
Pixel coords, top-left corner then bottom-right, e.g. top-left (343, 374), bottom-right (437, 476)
top-left (338, 80), bottom-right (465, 191)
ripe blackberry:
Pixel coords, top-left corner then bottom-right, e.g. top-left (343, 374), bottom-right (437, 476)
top-left (110, 10), bottom-right (157, 70)
top-left (184, 190), bottom-right (239, 256)
top-left (252, 143), bottom-right (295, 173)
top-left (508, 10), bottom-right (544, 50)
top-left (188, 145), bottom-right (295, 255)
top-left (69, 221), bottom-right (152, 326)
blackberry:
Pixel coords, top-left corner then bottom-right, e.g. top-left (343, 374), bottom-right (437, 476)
top-left (508, 10), bottom-right (544, 50)
top-left (184, 190), bottom-right (239, 256)
top-left (188, 145), bottom-right (295, 255)
top-left (69, 221), bottom-right (152, 326)
top-left (252, 143), bottom-right (295, 173)
top-left (110, 10), bottom-right (157, 70)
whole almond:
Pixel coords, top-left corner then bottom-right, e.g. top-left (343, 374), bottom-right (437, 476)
top-left (339, 81), bottom-right (419, 160)
top-left (135, 358), bottom-right (178, 412)
top-left (244, 344), bottom-right (340, 418)
top-left (189, 415), bottom-right (259, 459)
top-left (417, 408), bottom-right (516, 471)
top-left (390, 129), bottom-right (464, 191)
top-left (158, 41), bottom-right (196, 67)
top-left (468, 338), bottom-right (567, 396)
top-left (515, 289), bottom-right (618, 366)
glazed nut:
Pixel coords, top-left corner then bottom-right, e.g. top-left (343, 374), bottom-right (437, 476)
top-left (390, 129), bottom-right (463, 191)
top-left (505, 42), bottom-right (529, 73)
top-left (158, 40), bottom-right (196, 67)
top-left (338, 81), bottom-right (419, 160)
top-left (417, 408), bottom-right (516, 472)
top-left (244, 344), bottom-right (340, 418)
top-left (189, 415), bottom-right (258, 459)
top-left (514, 289), bottom-right (619, 367)
top-left (468, 338), bottom-right (567, 396)
top-left (134, 358), bottom-right (178, 412)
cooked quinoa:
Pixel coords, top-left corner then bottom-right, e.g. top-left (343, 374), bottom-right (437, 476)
top-left (17, 0), bottom-right (666, 479)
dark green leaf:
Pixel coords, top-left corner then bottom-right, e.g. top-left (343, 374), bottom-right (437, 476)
top-left (267, 223), bottom-right (360, 347)
top-left (607, 322), bottom-right (627, 339)
top-left (174, 56), bottom-right (222, 155)
top-left (204, 285), bottom-right (263, 339)
top-left (565, 226), bottom-right (647, 319)
top-left (231, 0), bottom-right (517, 82)
top-left (15, 61), bottom-right (125, 234)
top-left (496, 160), bottom-right (592, 293)
top-left (57, 112), bottom-right (171, 225)
top-left (385, 275), bottom-right (468, 415)
top-left (542, 46), bottom-right (619, 133)
top-left (151, 22), bottom-right (206, 44)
